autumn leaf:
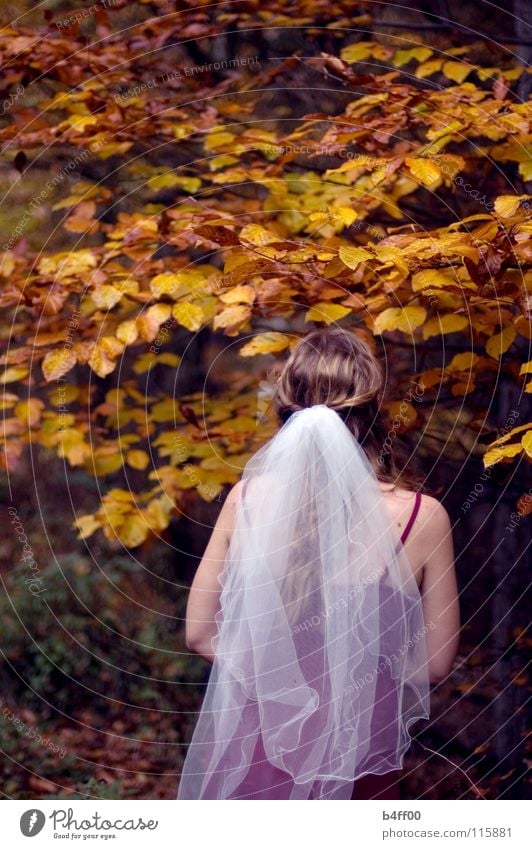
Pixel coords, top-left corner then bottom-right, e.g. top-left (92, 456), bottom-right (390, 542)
top-left (404, 156), bottom-right (442, 187)
top-left (42, 348), bottom-right (77, 382)
top-left (116, 320), bottom-right (139, 346)
top-left (117, 514), bottom-right (149, 547)
top-left (494, 195), bottom-right (523, 217)
top-left (373, 306), bottom-right (427, 334)
top-left (522, 430), bottom-right (532, 458)
top-left (240, 332), bottom-right (291, 356)
top-left (305, 303), bottom-right (351, 324)
top-left (338, 245), bottom-right (373, 269)
top-left (488, 422), bottom-right (532, 447)
top-left (92, 285), bottom-right (123, 310)
top-left (443, 60), bottom-right (474, 83)
top-left (393, 46), bottom-right (432, 67)
top-left (74, 514), bottom-right (101, 540)
top-left (14, 398), bottom-right (45, 427)
top-left (412, 269), bottom-right (458, 291)
top-left (127, 449), bottom-right (150, 470)
top-left (240, 224), bottom-right (278, 246)
top-left (422, 314), bottom-right (469, 339)
top-left (486, 325), bottom-right (516, 359)
top-left (483, 442), bottom-right (523, 467)
top-left (88, 337), bottom-right (125, 378)
top-left (137, 304), bottom-right (173, 342)
top-left (219, 285), bottom-right (255, 305)
top-left (172, 302), bottom-right (205, 332)
top-left (213, 305), bottom-right (252, 334)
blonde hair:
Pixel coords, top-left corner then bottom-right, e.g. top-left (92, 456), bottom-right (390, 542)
top-left (274, 327), bottom-right (421, 490)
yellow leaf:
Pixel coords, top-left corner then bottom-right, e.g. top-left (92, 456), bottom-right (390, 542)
top-left (489, 422), bottom-right (532, 447)
top-left (150, 273), bottom-right (182, 299)
top-left (447, 352), bottom-right (480, 372)
top-left (422, 314), bottom-right (469, 339)
top-left (519, 361), bottom-right (532, 375)
top-left (240, 223), bottom-right (277, 246)
top-left (518, 160), bottom-right (532, 181)
top-left (338, 244), bottom-right (373, 269)
top-left (150, 398), bottom-right (180, 422)
top-left (393, 46), bottom-right (432, 67)
top-left (486, 325), bottom-right (516, 359)
top-left (416, 58), bottom-right (444, 78)
top-left (136, 304), bottom-right (173, 342)
top-left (126, 449), bottom-right (150, 470)
top-left (340, 43), bottom-right (374, 63)
top-left (412, 269), bottom-right (457, 291)
top-left (92, 284), bottom-right (123, 310)
top-left (89, 338), bottom-right (123, 378)
top-left (213, 305), bottom-right (252, 333)
top-left (404, 156), bottom-right (442, 187)
top-left (217, 415), bottom-right (258, 434)
top-left (172, 302), bottom-right (205, 332)
top-left (305, 302), bottom-right (351, 325)
top-left (0, 365), bottom-right (28, 384)
top-left (204, 130), bottom-right (236, 151)
top-left (144, 495), bottom-right (174, 531)
top-left (522, 430), bottom-right (532, 458)
top-left (209, 154), bottom-right (238, 171)
top-left (133, 352), bottom-right (157, 374)
top-left (14, 398), bottom-right (44, 427)
top-left (48, 384), bottom-right (79, 405)
top-left (96, 141), bottom-right (133, 159)
top-left (58, 428), bottom-right (90, 465)
top-left (75, 514), bottom-right (100, 540)
top-left (116, 320), bottom-right (139, 345)
top-left (91, 450), bottom-right (124, 476)
top-left (38, 249), bottom-right (97, 279)
top-left (219, 284), bottom-right (256, 305)
top-left (240, 332), bottom-right (291, 356)
top-left (158, 353), bottom-right (181, 367)
top-left (373, 306), bottom-right (427, 334)
top-left (443, 61), bottom-right (473, 83)
top-left (310, 207), bottom-right (358, 227)
top-left (494, 195), bottom-right (522, 218)
top-left (148, 173), bottom-right (201, 192)
top-left (336, 206), bottom-right (358, 226)
top-left (42, 348), bottom-right (77, 382)
top-left (425, 119), bottom-right (463, 141)
top-left (484, 442), bottom-right (523, 468)
top-left (117, 514), bottom-right (149, 547)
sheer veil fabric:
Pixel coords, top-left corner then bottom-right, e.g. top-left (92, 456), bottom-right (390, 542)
top-left (177, 405), bottom-right (430, 800)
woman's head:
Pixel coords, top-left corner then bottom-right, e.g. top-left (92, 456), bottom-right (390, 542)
top-left (275, 327), bottom-right (382, 422)
top-left (274, 327), bottom-right (421, 489)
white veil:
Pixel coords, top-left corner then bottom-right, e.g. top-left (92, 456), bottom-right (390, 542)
top-left (177, 404), bottom-right (430, 800)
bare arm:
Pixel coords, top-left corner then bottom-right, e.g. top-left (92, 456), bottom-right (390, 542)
top-left (419, 497), bottom-right (461, 684)
top-left (184, 483), bottom-right (241, 662)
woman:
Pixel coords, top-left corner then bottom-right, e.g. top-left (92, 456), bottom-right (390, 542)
top-left (178, 327), bottom-right (460, 800)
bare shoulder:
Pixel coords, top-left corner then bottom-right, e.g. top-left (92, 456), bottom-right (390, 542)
top-left (417, 493), bottom-right (452, 530)
top-left (414, 494), bottom-right (454, 572)
top-left (226, 479), bottom-right (245, 506)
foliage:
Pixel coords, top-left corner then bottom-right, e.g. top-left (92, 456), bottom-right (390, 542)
top-left (0, 1), bottom-right (531, 547)
top-left (1, 552), bottom-right (206, 712)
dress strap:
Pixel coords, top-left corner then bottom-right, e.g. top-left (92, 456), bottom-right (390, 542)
top-left (400, 491), bottom-right (421, 544)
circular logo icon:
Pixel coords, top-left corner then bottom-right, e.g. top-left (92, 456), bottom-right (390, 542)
top-left (20, 809), bottom-right (46, 837)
